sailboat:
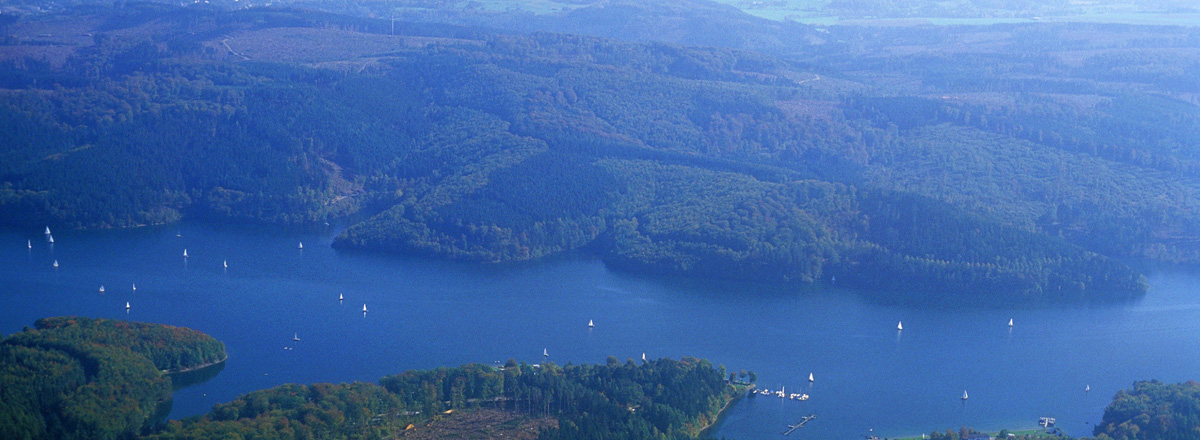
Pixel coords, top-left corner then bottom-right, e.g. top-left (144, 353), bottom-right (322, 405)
top-left (125, 302), bottom-right (130, 310)
top-left (27, 240), bottom-right (31, 249)
top-left (292, 332), bottom-right (300, 342)
top-left (183, 249), bottom-right (188, 258)
top-left (588, 319), bottom-right (594, 328)
top-left (223, 260), bottom-right (228, 269)
top-left (338, 293), bottom-right (344, 301)
top-left (48, 235), bottom-right (54, 244)
top-left (809, 372), bottom-right (814, 382)
top-left (298, 242), bottom-right (303, 249)
top-left (45, 226), bottom-right (51, 235)
top-left (99, 285), bottom-right (105, 293)
top-left (642, 352), bottom-right (647, 361)
top-left (132, 283), bottom-right (136, 291)
top-left (362, 304), bottom-right (368, 312)
top-left (1085, 385), bottom-right (1090, 393)
top-left (543, 348), bottom-right (549, 357)
top-left (897, 321), bottom-right (903, 331)
top-left (52, 260), bottom-right (58, 268)
top-left (961, 390), bottom-right (969, 400)
top-left (1008, 318), bottom-right (1014, 327)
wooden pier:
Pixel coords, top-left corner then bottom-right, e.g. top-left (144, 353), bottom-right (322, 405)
top-left (782, 414), bottom-right (817, 435)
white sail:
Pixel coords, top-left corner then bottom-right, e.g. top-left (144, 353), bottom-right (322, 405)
top-left (223, 260), bottom-right (228, 268)
top-left (543, 348), bottom-right (549, 357)
top-left (27, 240), bottom-right (31, 249)
top-left (298, 242), bottom-right (303, 249)
top-left (642, 352), bottom-right (647, 361)
top-left (363, 304), bottom-right (368, 312)
top-left (897, 321), bottom-right (903, 331)
top-left (52, 260), bottom-right (58, 268)
top-left (183, 249), bottom-right (188, 258)
top-left (961, 390), bottom-right (968, 400)
top-left (293, 332), bottom-right (300, 342)
top-left (809, 372), bottom-right (814, 382)
top-left (339, 293), bottom-right (344, 301)
top-left (1008, 318), bottom-right (1014, 327)
top-left (125, 302), bottom-right (130, 310)
top-left (588, 319), bottom-right (594, 327)
top-left (45, 226), bottom-right (51, 235)
top-left (48, 235), bottom-right (53, 243)
top-left (1085, 385), bottom-right (1090, 392)
top-left (132, 283), bottom-right (136, 291)
top-left (99, 285), bottom-right (105, 293)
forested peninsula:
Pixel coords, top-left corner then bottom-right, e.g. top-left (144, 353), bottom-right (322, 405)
top-left (147, 356), bottom-right (743, 440)
top-left (7, 0), bottom-right (1200, 298)
top-left (0, 316), bottom-right (226, 440)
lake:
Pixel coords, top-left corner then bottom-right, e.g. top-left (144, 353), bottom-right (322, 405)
top-left (3, 221), bottom-right (1199, 439)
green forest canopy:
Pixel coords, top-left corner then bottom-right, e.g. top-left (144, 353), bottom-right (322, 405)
top-left (147, 356), bottom-right (744, 440)
top-left (0, 316), bottom-right (226, 440)
top-left (3, 2), bottom-right (1199, 299)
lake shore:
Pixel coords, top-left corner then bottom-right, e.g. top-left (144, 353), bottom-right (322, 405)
top-left (163, 354), bottom-right (228, 375)
top-left (893, 428), bottom-right (1055, 440)
top-left (698, 383), bottom-right (753, 437)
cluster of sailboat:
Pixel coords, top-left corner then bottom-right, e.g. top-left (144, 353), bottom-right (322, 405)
top-left (34, 227), bottom-right (326, 317)
top-left (756, 385), bottom-right (810, 401)
top-left (755, 373), bottom-right (814, 401)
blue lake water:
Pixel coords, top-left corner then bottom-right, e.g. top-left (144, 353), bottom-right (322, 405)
top-left (3, 222), bottom-right (1199, 439)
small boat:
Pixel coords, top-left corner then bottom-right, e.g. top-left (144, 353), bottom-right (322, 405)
top-left (961, 390), bottom-right (969, 400)
top-left (362, 304), bottom-right (368, 312)
top-left (897, 321), bottom-right (903, 331)
top-left (543, 348), bottom-right (549, 357)
top-left (588, 319), bottom-right (594, 328)
top-left (52, 260), bottom-right (59, 268)
top-left (223, 260), bottom-right (228, 269)
top-left (339, 293), bottom-right (344, 301)
top-left (27, 240), bottom-right (31, 249)
top-left (99, 285), bottom-right (105, 293)
top-left (45, 226), bottom-right (51, 235)
top-left (292, 332), bottom-right (300, 342)
top-left (1086, 385), bottom-right (1090, 393)
top-left (48, 235), bottom-right (54, 244)
top-left (642, 352), bottom-right (647, 361)
top-left (183, 249), bottom-right (188, 258)
top-left (298, 242), bottom-right (303, 249)
top-left (1008, 318), bottom-right (1014, 327)
top-left (125, 302), bottom-right (130, 310)
top-left (132, 283), bottom-right (136, 291)
top-left (809, 372), bottom-right (814, 382)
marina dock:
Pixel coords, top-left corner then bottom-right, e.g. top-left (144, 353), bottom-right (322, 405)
top-left (782, 414), bottom-right (817, 435)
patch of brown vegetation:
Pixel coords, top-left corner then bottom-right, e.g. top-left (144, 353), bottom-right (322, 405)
top-left (399, 409), bottom-right (556, 440)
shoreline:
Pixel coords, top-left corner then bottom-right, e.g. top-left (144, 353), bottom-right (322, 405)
top-left (894, 427), bottom-right (1053, 440)
top-left (697, 383), bottom-right (753, 437)
top-left (162, 354), bottom-right (228, 375)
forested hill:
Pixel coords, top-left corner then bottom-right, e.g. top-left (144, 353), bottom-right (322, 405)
top-left (7, 4), bottom-right (1200, 299)
top-left (147, 356), bottom-right (743, 440)
top-left (1092, 380), bottom-right (1200, 440)
top-left (0, 316), bottom-right (226, 440)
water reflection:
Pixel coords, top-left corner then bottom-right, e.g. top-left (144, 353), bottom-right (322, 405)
top-left (170, 361), bottom-right (226, 391)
